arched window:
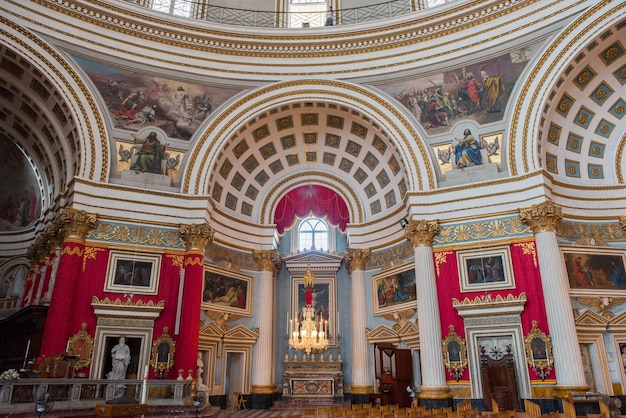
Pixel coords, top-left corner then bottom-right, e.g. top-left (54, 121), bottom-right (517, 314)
top-left (298, 217), bottom-right (328, 251)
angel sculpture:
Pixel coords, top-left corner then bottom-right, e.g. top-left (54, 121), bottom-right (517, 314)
top-left (118, 144), bottom-right (134, 162)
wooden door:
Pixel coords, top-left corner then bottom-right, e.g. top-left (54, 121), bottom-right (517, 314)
top-left (480, 346), bottom-right (520, 411)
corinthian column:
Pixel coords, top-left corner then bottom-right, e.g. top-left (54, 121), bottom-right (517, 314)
top-left (519, 201), bottom-right (587, 396)
top-left (40, 208), bottom-right (98, 356)
top-left (404, 220), bottom-right (450, 404)
top-left (345, 248), bottom-right (372, 403)
top-left (250, 249), bottom-right (280, 408)
top-left (178, 223), bottom-right (214, 379)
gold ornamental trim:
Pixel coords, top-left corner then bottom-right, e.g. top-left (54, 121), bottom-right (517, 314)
top-left (350, 384), bottom-right (374, 395)
top-left (250, 384), bottom-right (277, 394)
top-left (418, 387), bottom-right (452, 399)
top-left (453, 293), bottom-right (527, 309)
top-left (91, 296), bottom-right (165, 310)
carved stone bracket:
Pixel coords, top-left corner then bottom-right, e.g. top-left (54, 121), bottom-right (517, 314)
top-left (345, 248), bottom-right (371, 273)
top-left (180, 223), bottom-right (214, 252)
top-left (252, 249), bottom-right (281, 273)
top-left (519, 201), bottom-right (562, 233)
top-left (404, 219), bottom-right (439, 247)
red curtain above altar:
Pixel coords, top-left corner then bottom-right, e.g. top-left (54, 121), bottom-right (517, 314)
top-left (273, 185), bottom-right (350, 234)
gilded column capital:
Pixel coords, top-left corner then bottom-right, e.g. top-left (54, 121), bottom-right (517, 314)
top-left (345, 248), bottom-right (371, 273)
top-left (59, 208), bottom-right (98, 241)
top-left (404, 219), bottom-right (439, 247)
top-left (519, 201), bottom-right (562, 233)
top-left (252, 249), bottom-right (281, 273)
top-left (180, 223), bottom-right (214, 252)
top-left (620, 216), bottom-right (626, 235)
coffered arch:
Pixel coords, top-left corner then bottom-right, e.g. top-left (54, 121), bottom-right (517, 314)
top-left (511, 0), bottom-right (625, 188)
top-left (0, 19), bottom-right (110, 214)
top-left (185, 79), bottom-right (433, 226)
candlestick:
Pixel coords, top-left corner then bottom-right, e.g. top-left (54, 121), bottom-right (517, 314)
top-left (141, 365), bottom-right (148, 403)
top-left (22, 338), bottom-right (31, 370)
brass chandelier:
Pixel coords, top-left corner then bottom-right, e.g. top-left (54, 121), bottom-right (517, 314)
top-left (289, 265), bottom-right (329, 354)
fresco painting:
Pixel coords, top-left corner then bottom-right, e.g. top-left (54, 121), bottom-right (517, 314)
top-left (73, 56), bottom-right (244, 140)
top-left (374, 43), bottom-right (541, 133)
top-left (0, 141), bottom-right (41, 231)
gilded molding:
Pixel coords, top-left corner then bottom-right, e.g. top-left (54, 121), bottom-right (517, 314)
top-left (91, 296), bottom-right (165, 309)
top-left (88, 221), bottom-right (183, 248)
top-left (180, 223), bottom-right (214, 252)
top-left (404, 219), bottom-right (439, 247)
top-left (434, 251), bottom-right (453, 277)
top-left (452, 293), bottom-right (527, 310)
top-left (512, 242), bottom-right (537, 268)
top-left (21, 0), bottom-right (546, 60)
top-left (519, 201), bottom-right (562, 233)
top-left (345, 248), bottom-right (371, 273)
top-left (82, 246), bottom-right (105, 272)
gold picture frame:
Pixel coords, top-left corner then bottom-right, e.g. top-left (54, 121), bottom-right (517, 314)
top-left (67, 323), bottom-right (94, 370)
top-left (524, 320), bottom-right (553, 380)
top-left (151, 327), bottom-right (176, 375)
top-left (441, 325), bottom-right (467, 381)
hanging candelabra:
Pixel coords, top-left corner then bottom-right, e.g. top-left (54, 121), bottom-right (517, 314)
top-left (289, 265), bottom-right (328, 354)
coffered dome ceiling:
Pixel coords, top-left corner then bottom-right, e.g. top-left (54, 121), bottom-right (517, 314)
top-left (540, 21), bottom-right (625, 184)
top-left (208, 101), bottom-right (407, 224)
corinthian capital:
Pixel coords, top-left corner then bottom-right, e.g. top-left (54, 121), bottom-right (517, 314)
top-left (345, 248), bottom-right (371, 273)
top-left (180, 223), bottom-right (214, 252)
top-left (404, 219), bottom-right (439, 247)
top-left (519, 201), bottom-right (562, 233)
top-left (252, 249), bottom-right (281, 272)
top-left (620, 216), bottom-right (626, 235)
top-left (59, 208), bottom-right (98, 241)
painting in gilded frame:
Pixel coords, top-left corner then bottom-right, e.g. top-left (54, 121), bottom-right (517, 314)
top-left (372, 263), bottom-right (416, 315)
top-left (458, 246), bottom-right (514, 292)
top-left (291, 276), bottom-right (337, 345)
top-left (105, 251), bottom-right (161, 295)
top-left (202, 266), bottom-right (253, 316)
top-left (562, 247), bottom-right (626, 293)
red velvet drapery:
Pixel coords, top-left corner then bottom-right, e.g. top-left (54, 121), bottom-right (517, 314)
top-left (273, 185), bottom-right (350, 234)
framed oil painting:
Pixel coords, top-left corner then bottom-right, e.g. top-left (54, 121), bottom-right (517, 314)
top-left (202, 266), bottom-right (252, 316)
top-left (105, 251), bottom-right (161, 295)
top-left (372, 263), bottom-right (416, 315)
top-left (458, 246), bottom-right (514, 292)
top-left (291, 276), bottom-right (337, 345)
top-left (562, 247), bottom-right (626, 294)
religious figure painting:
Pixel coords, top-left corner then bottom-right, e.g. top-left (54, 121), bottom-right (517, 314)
top-left (105, 251), bottom-right (161, 295)
top-left (0, 141), bottom-right (41, 231)
top-left (458, 246), bottom-right (514, 292)
top-left (562, 248), bottom-right (626, 293)
top-left (372, 263), bottom-right (417, 315)
top-left (72, 56), bottom-right (243, 140)
top-left (373, 41), bottom-right (542, 134)
top-left (291, 276), bottom-right (337, 345)
top-left (202, 266), bottom-right (252, 316)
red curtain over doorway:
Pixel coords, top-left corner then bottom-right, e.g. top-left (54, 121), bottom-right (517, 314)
top-left (273, 185), bottom-right (350, 234)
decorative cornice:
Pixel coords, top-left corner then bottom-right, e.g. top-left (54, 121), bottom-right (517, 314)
top-left (91, 297), bottom-right (165, 319)
top-left (345, 248), bottom-right (371, 273)
top-left (519, 201), bottom-right (562, 233)
top-left (404, 219), bottom-right (439, 247)
top-left (180, 223), bottom-right (214, 252)
top-left (453, 293), bottom-right (527, 318)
